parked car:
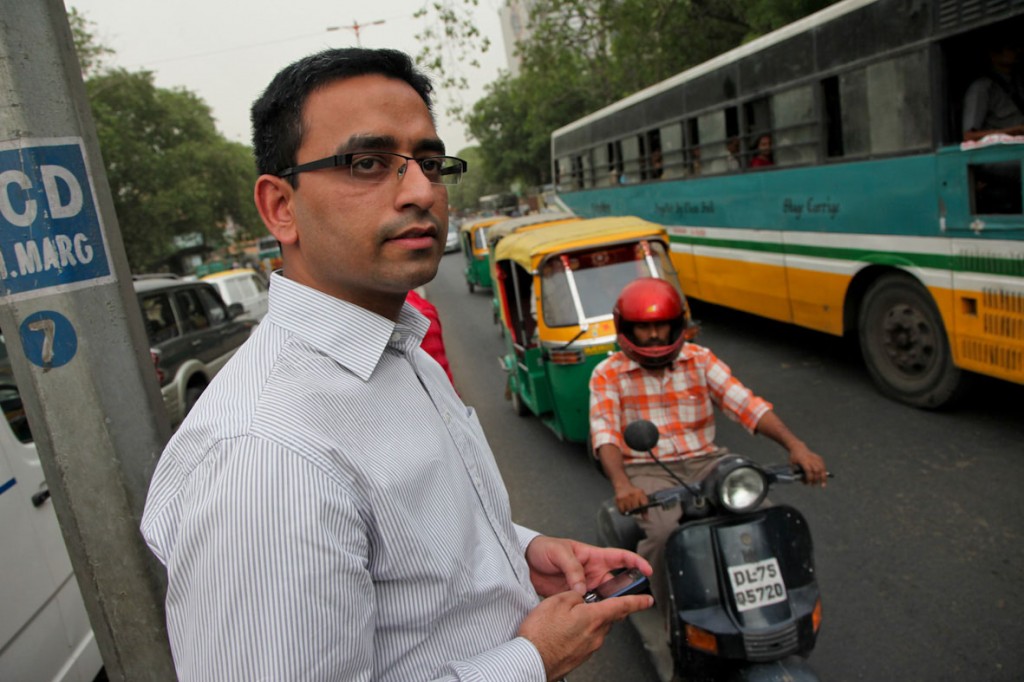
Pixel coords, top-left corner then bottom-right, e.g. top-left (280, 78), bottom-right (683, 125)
top-left (134, 275), bottom-right (255, 427)
top-left (0, 335), bottom-right (104, 681)
top-left (201, 268), bottom-right (270, 322)
top-left (445, 227), bottom-right (461, 253)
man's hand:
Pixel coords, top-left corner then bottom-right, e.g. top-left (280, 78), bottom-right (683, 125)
top-left (789, 443), bottom-right (827, 487)
top-left (613, 482), bottom-right (648, 515)
top-left (518, 590), bottom-right (654, 681)
top-left (524, 536), bottom-right (652, 597)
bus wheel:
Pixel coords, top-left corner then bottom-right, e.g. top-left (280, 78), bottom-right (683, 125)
top-left (858, 274), bottom-right (961, 408)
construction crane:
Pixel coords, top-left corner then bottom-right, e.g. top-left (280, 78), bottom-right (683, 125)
top-left (327, 18), bottom-right (387, 47)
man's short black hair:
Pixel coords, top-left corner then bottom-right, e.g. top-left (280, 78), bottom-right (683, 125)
top-left (250, 48), bottom-right (434, 179)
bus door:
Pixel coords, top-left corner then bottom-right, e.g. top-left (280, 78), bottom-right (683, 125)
top-left (936, 141), bottom-right (1024, 383)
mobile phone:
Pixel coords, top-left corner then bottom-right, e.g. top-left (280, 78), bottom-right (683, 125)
top-left (583, 568), bottom-right (649, 603)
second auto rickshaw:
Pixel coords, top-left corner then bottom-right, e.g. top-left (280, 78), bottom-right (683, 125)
top-left (460, 216), bottom-right (508, 293)
top-left (485, 211), bottom-right (580, 326)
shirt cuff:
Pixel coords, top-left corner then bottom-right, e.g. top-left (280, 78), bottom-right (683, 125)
top-left (447, 636), bottom-right (546, 682)
top-left (514, 523), bottom-right (541, 555)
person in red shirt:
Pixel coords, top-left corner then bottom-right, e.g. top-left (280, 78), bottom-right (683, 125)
top-left (406, 289), bottom-right (455, 386)
top-left (589, 278), bottom-right (826, 618)
top-left (749, 133), bottom-right (774, 167)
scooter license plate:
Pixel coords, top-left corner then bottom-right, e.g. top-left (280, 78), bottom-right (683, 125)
top-left (727, 557), bottom-right (787, 612)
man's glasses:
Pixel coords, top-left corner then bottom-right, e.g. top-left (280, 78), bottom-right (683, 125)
top-left (277, 151), bottom-right (468, 186)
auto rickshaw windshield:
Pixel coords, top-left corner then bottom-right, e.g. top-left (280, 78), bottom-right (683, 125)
top-left (541, 240), bottom-right (675, 327)
top-left (474, 227), bottom-right (490, 250)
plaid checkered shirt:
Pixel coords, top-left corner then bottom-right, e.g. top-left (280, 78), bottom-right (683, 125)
top-left (589, 343), bottom-right (772, 465)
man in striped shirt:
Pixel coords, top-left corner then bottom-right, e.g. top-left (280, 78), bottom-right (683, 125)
top-left (589, 278), bottom-right (827, 616)
top-left (142, 48), bottom-right (653, 681)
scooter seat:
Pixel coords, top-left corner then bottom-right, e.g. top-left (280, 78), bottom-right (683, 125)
top-left (596, 497), bottom-right (645, 552)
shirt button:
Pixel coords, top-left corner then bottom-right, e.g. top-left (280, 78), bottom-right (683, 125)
top-left (443, 411), bottom-right (451, 424)
top-left (390, 332), bottom-right (401, 344)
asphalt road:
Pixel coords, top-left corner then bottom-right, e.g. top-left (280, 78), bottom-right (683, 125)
top-left (423, 249), bottom-right (1024, 682)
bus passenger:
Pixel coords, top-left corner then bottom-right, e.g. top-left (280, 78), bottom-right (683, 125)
top-left (750, 134), bottom-right (774, 167)
top-left (726, 137), bottom-right (742, 170)
top-left (589, 278), bottom-right (827, 623)
top-left (963, 39), bottom-right (1024, 142)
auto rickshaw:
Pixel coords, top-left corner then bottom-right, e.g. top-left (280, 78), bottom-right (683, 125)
top-left (460, 216), bottom-right (508, 293)
top-left (485, 211), bottom-right (581, 326)
top-left (494, 216), bottom-right (688, 445)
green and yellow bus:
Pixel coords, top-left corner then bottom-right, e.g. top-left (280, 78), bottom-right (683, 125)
top-left (552, 0), bottom-right (1024, 407)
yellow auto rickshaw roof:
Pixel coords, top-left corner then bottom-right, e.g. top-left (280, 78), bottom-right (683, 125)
top-left (486, 211), bottom-right (580, 244)
top-left (493, 216), bottom-right (667, 269)
top-left (459, 216), bottom-right (509, 233)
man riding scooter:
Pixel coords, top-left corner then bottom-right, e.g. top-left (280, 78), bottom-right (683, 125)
top-left (589, 278), bottom-right (829, 631)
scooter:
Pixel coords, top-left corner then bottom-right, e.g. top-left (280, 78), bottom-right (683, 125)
top-left (596, 420), bottom-right (826, 681)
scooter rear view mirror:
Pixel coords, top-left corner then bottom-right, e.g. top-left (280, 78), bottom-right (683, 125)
top-left (624, 420), bottom-right (659, 452)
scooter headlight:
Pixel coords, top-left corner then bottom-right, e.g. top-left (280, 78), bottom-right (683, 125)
top-left (719, 466), bottom-right (767, 512)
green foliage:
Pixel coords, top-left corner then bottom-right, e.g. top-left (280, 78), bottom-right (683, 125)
top-left (66, 7), bottom-right (112, 78)
top-left (459, 0), bottom-right (839, 190)
top-left (69, 8), bottom-right (259, 272)
top-left (448, 146), bottom-right (508, 211)
top-left (414, 0), bottom-right (493, 121)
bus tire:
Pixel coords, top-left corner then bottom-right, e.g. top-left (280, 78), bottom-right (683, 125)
top-left (857, 274), bottom-right (961, 408)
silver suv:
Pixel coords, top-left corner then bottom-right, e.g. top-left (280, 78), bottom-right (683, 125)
top-left (134, 276), bottom-right (254, 426)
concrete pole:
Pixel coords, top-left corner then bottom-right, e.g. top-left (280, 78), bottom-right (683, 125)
top-left (0, 0), bottom-right (176, 678)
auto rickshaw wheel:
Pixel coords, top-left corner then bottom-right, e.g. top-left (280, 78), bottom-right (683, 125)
top-left (510, 385), bottom-right (528, 416)
top-left (467, 280), bottom-right (475, 294)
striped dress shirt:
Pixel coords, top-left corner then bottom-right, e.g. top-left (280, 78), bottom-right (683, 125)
top-left (142, 273), bottom-right (546, 681)
top-left (589, 344), bottom-right (772, 465)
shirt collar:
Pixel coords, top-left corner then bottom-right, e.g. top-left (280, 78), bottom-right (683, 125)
top-left (264, 272), bottom-right (431, 381)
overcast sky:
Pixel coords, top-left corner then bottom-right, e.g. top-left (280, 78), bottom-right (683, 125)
top-left (67, 0), bottom-right (510, 154)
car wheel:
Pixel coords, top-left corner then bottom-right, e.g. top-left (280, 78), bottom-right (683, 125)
top-left (184, 384), bottom-right (206, 416)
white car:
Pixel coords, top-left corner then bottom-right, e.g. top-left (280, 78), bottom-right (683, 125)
top-left (444, 219), bottom-right (461, 253)
top-left (201, 268), bottom-right (270, 322)
top-left (0, 336), bottom-right (104, 681)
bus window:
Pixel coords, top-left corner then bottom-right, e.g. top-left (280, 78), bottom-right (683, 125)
top-left (601, 141), bottom-right (624, 186)
top-left (823, 76), bottom-right (845, 158)
top-left (685, 118), bottom-right (702, 176)
top-left (865, 50), bottom-right (931, 155)
top-left (698, 109), bottom-right (728, 174)
top-left (773, 85), bottom-right (818, 167)
top-left (835, 68), bottom-right (871, 157)
top-left (581, 150), bottom-right (595, 188)
top-left (644, 129), bottom-right (663, 180)
top-left (660, 123), bottom-right (685, 179)
top-left (621, 135), bottom-right (642, 183)
top-left (740, 99), bottom-right (768, 167)
top-left (571, 155), bottom-right (585, 190)
top-left (970, 162), bottom-right (1023, 215)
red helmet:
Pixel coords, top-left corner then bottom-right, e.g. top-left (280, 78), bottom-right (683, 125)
top-left (613, 278), bottom-right (695, 368)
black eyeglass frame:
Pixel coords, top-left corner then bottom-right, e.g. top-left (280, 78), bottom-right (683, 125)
top-left (276, 151), bottom-right (468, 185)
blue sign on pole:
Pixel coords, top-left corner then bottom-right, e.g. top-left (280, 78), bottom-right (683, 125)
top-left (0, 138), bottom-right (113, 300)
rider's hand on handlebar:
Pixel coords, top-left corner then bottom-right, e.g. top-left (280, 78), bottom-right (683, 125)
top-left (789, 444), bottom-right (828, 487)
top-left (614, 482), bottom-right (649, 515)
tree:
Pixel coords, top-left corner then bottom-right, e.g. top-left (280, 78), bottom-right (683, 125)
top-left (449, 146), bottom-right (508, 212)
top-left (461, 0), bottom-right (839, 190)
top-left (69, 8), bottom-right (259, 272)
